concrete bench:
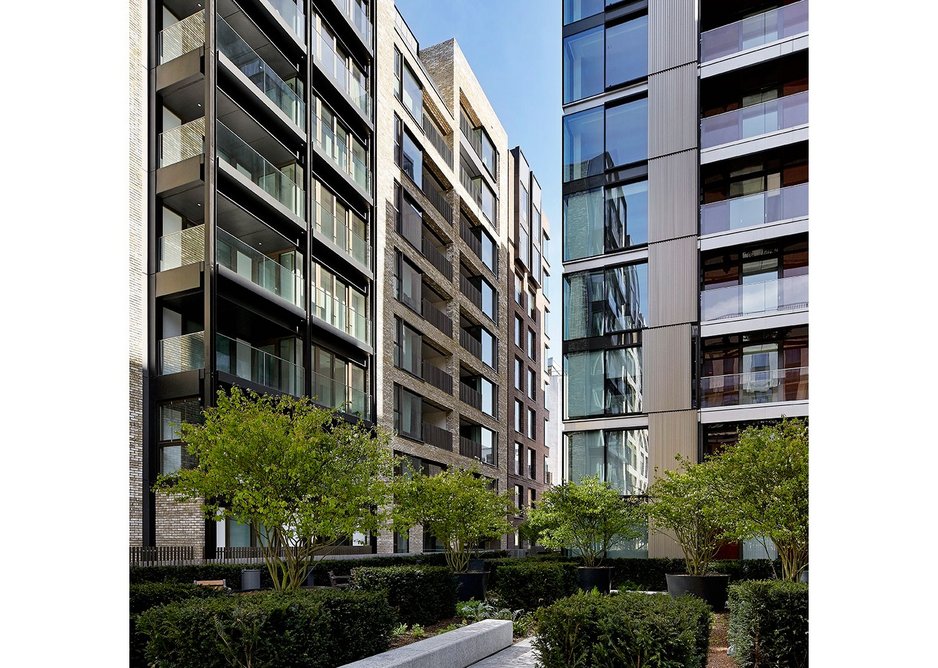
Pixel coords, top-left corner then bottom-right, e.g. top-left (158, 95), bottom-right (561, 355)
top-left (338, 620), bottom-right (513, 668)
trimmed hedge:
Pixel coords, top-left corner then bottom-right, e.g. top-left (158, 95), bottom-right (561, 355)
top-left (351, 565), bottom-right (456, 625)
top-left (534, 591), bottom-right (711, 668)
top-left (728, 580), bottom-right (808, 668)
top-left (130, 582), bottom-right (225, 667)
top-left (488, 561), bottom-right (577, 610)
top-left (136, 589), bottom-right (396, 668)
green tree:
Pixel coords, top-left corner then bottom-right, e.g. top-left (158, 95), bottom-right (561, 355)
top-left (645, 456), bottom-right (729, 576)
top-left (526, 476), bottom-right (642, 567)
top-left (711, 418), bottom-right (809, 581)
top-left (154, 387), bottom-right (396, 591)
top-left (392, 465), bottom-right (514, 572)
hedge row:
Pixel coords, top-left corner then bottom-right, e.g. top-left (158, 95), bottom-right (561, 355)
top-left (486, 561), bottom-right (578, 610)
top-left (130, 583), bottom-right (225, 667)
top-left (351, 566), bottom-right (456, 625)
top-left (728, 580), bottom-right (809, 668)
top-left (136, 589), bottom-right (396, 668)
top-left (534, 591), bottom-right (711, 668)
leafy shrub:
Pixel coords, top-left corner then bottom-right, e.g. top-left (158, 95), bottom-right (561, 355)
top-left (489, 561), bottom-right (577, 610)
top-left (534, 591), bottom-right (711, 668)
top-left (351, 565), bottom-right (456, 625)
top-left (456, 600), bottom-right (535, 638)
top-left (130, 564), bottom-right (273, 590)
top-left (727, 580), bottom-right (808, 668)
top-left (130, 582), bottom-right (225, 667)
top-left (136, 589), bottom-right (396, 668)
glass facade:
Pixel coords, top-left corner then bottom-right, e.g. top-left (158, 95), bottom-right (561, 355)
top-left (563, 180), bottom-right (647, 261)
top-left (605, 15), bottom-right (648, 87)
top-left (563, 26), bottom-right (603, 103)
top-left (563, 0), bottom-right (603, 25)
top-left (563, 263), bottom-right (648, 339)
top-left (563, 106), bottom-right (604, 182)
top-left (567, 428), bottom-right (649, 495)
top-left (605, 97), bottom-right (647, 168)
top-left (563, 346), bottom-right (642, 418)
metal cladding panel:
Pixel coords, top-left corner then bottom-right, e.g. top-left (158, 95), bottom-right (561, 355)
top-left (648, 409), bottom-right (698, 479)
top-left (649, 0), bottom-right (697, 74)
top-left (648, 150), bottom-right (698, 243)
top-left (649, 236), bottom-right (697, 326)
top-left (648, 63), bottom-right (698, 159)
top-left (644, 323), bottom-right (692, 413)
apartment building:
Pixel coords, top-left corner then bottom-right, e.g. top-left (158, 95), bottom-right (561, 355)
top-left (131, 0), bottom-right (553, 558)
top-left (560, 0), bottom-right (808, 559)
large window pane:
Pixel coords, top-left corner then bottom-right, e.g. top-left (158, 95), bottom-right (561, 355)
top-left (396, 320), bottom-right (421, 376)
top-left (564, 350), bottom-right (604, 418)
top-left (563, 107), bottom-right (604, 182)
top-left (605, 180), bottom-right (648, 250)
top-left (567, 431), bottom-right (604, 482)
top-left (604, 347), bottom-right (643, 415)
top-left (606, 428), bottom-right (649, 495)
top-left (480, 378), bottom-right (496, 417)
top-left (564, 0), bottom-right (603, 25)
top-left (563, 187), bottom-right (604, 261)
top-left (604, 264), bottom-right (648, 332)
top-left (395, 386), bottom-right (421, 439)
top-left (605, 98), bottom-right (647, 167)
top-left (481, 328), bottom-right (496, 369)
top-left (606, 16), bottom-right (648, 87)
top-left (402, 59), bottom-right (422, 121)
top-left (563, 26), bottom-right (603, 104)
top-left (401, 132), bottom-right (422, 187)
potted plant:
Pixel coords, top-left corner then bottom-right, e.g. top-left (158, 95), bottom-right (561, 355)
top-left (645, 456), bottom-right (730, 610)
top-left (392, 465), bottom-right (514, 601)
top-left (526, 476), bottom-right (642, 593)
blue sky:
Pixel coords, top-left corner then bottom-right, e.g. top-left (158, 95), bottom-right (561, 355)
top-left (395, 0), bottom-right (564, 353)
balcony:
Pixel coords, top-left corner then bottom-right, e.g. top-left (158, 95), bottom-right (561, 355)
top-left (216, 228), bottom-right (304, 308)
top-left (267, 0), bottom-right (305, 42)
top-left (216, 122), bottom-right (304, 219)
top-left (460, 329), bottom-right (482, 360)
top-left (422, 422), bottom-right (454, 452)
top-left (312, 115), bottom-right (372, 195)
top-left (312, 27), bottom-right (372, 117)
top-left (701, 0), bottom-right (808, 63)
top-left (701, 274), bottom-right (808, 321)
top-left (459, 113), bottom-right (497, 178)
top-left (159, 331), bottom-right (205, 375)
top-left (422, 237), bottom-right (452, 280)
top-left (313, 201), bottom-right (370, 269)
top-left (422, 299), bottom-right (452, 337)
top-left (330, 0), bottom-right (372, 48)
top-left (159, 117), bottom-right (204, 168)
top-left (423, 114), bottom-right (453, 167)
top-left (700, 366), bottom-right (808, 407)
top-left (422, 361), bottom-right (453, 394)
top-left (701, 91), bottom-right (808, 149)
top-left (312, 371), bottom-right (371, 419)
top-left (459, 382), bottom-right (482, 411)
top-left (422, 173), bottom-right (454, 224)
top-left (159, 225), bottom-right (204, 270)
top-left (701, 182), bottom-right (808, 235)
top-left (159, 11), bottom-right (204, 64)
top-left (460, 169), bottom-right (496, 224)
top-left (312, 286), bottom-right (371, 346)
top-left (460, 218), bottom-right (498, 275)
top-left (216, 334), bottom-right (304, 396)
top-left (217, 16), bottom-right (305, 130)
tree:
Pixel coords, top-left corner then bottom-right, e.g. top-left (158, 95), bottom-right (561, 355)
top-left (154, 387), bottom-right (396, 591)
top-left (392, 465), bottom-right (514, 572)
top-left (645, 456), bottom-right (729, 576)
top-left (711, 418), bottom-right (809, 581)
top-left (526, 476), bottom-right (642, 567)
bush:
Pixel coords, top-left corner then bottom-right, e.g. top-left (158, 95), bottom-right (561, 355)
top-left (728, 580), bottom-right (808, 668)
top-left (130, 564), bottom-right (273, 590)
top-left (534, 591), bottom-right (711, 668)
top-left (136, 589), bottom-right (396, 668)
top-left (130, 582), bottom-right (225, 667)
top-left (351, 565), bottom-right (456, 625)
top-left (488, 561), bottom-right (577, 610)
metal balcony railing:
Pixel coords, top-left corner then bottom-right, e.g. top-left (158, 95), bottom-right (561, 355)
top-left (701, 0), bottom-right (808, 63)
top-left (701, 182), bottom-right (808, 235)
top-left (422, 361), bottom-right (453, 394)
top-left (312, 286), bottom-right (371, 346)
top-left (422, 114), bottom-right (453, 167)
top-left (312, 26), bottom-right (371, 116)
top-left (267, 0), bottom-right (305, 41)
top-left (422, 422), bottom-right (453, 451)
top-left (331, 0), bottom-right (372, 46)
top-left (422, 237), bottom-right (452, 279)
top-left (459, 382), bottom-right (482, 411)
top-left (313, 201), bottom-right (370, 268)
top-left (460, 330), bottom-right (482, 360)
top-left (312, 115), bottom-right (372, 194)
top-left (422, 299), bottom-right (452, 337)
top-left (159, 11), bottom-right (204, 64)
top-left (422, 178), bottom-right (454, 224)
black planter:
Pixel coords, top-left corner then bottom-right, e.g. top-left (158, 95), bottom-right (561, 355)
top-left (468, 558), bottom-right (487, 572)
top-left (577, 567), bottom-right (612, 594)
top-left (665, 574), bottom-right (730, 610)
top-left (240, 569), bottom-right (261, 592)
top-left (455, 571), bottom-right (489, 601)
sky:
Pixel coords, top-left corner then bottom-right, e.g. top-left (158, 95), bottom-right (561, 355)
top-left (395, 0), bottom-right (564, 354)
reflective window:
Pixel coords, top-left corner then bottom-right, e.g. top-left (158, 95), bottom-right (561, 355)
top-left (527, 408), bottom-right (536, 439)
top-left (605, 180), bottom-right (648, 249)
top-left (395, 48), bottom-right (422, 121)
top-left (480, 228), bottom-right (497, 272)
top-left (606, 16), bottom-right (648, 87)
top-left (479, 427), bottom-right (496, 465)
top-left (567, 428), bottom-right (649, 495)
top-left (563, 347), bottom-right (643, 418)
top-left (479, 378), bottom-right (496, 417)
top-left (606, 98), bottom-right (647, 167)
top-left (515, 357), bottom-right (523, 390)
top-left (528, 368), bottom-right (537, 400)
top-left (564, 263), bottom-right (648, 339)
top-left (398, 187), bottom-right (423, 249)
top-left (528, 329), bottom-right (537, 360)
top-left (480, 327), bottom-right (496, 369)
top-left (563, 106), bottom-right (604, 182)
top-left (567, 430), bottom-right (604, 482)
top-left (563, 0), bottom-right (603, 25)
top-left (514, 400), bottom-right (523, 433)
top-left (563, 187), bottom-right (604, 261)
top-left (564, 26), bottom-right (603, 103)
top-left (395, 318), bottom-right (421, 376)
top-left (480, 277), bottom-right (496, 322)
top-left (395, 253), bottom-right (422, 311)
top-left (401, 131), bottom-right (422, 187)
top-left (394, 385), bottom-right (422, 439)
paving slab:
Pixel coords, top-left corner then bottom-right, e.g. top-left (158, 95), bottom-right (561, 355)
top-left (466, 637), bottom-right (538, 668)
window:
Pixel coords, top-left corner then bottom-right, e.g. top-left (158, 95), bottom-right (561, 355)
top-left (514, 442), bottom-right (523, 475)
top-left (480, 327), bottom-right (496, 369)
top-left (529, 289), bottom-right (537, 319)
top-left (394, 318), bottom-right (421, 376)
top-left (563, 0), bottom-right (603, 25)
top-left (394, 252), bottom-right (422, 312)
top-left (563, 25), bottom-right (603, 103)
top-left (563, 263), bottom-right (649, 340)
top-left (394, 385), bottom-right (422, 440)
top-left (606, 15), bottom-right (648, 87)
top-left (568, 428), bottom-right (649, 495)
top-left (479, 427), bottom-right (496, 466)
top-left (480, 277), bottom-right (497, 322)
top-left (480, 378), bottom-right (497, 417)
top-left (480, 132), bottom-right (497, 178)
top-left (514, 274), bottom-right (524, 305)
top-left (528, 448), bottom-right (536, 480)
top-left (527, 408), bottom-right (536, 439)
top-left (515, 357), bottom-right (524, 390)
top-left (479, 227), bottom-right (497, 273)
top-left (515, 484), bottom-right (525, 511)
top-left (528, 368), bottom-right (537, 400)
top-left (528, 329), bottom-right (537, 360)
top-left (515, 316), bottom-right (523, 347)
top-left (563, 346), bottom-right (643, 418)
top-left (514, 400), bottom-right (523, 433)
top-left (312, 345), bottom-right (366, 415)
top-left (395, 115), bottom-right (423, 187)
top-left (397, 185), bottom-right (423, 249)
top-left (605, 97), bottom-right (648, 168)
top-left (529, 488), bottom-right (537, 507)
top-left (393, 530), bottom-right (410, 554)
top-left (563, 106), bottom-right (603, 182)
top-left (564, 181), bottom-right (648, 261)
top-left (394, 47), bottom-right (422, 121)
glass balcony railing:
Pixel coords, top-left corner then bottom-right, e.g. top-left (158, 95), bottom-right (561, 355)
top-left (216, 334), bottom-right (304, 396)
top-left (159, 11), bottom-right (204, 64)
top-left (217, 16), bottom-right (305, 129)
top-left (216, 228), bottom-right (304, 308)
top-left (159, 332), bottom-right (205, 375)
top-left (159, 225), bottom-right (205, 270)
top-left (312, 285), bottom-right (371, 345)
top-left (701, 182), bottom-right (808, 235)
top-left (216, 122), bottom-right (305, 219)
top-left (313, 201), bottom-right (370, 268)
top-left (312, 27), bottom-right (372, 116)
top-left (159, 117), bottom-right (204, 167)
top-left (701, 0), bottom-right (808, 63)
top-left (312, 116), bottom-right (372, 193)
top-left (331, 0), bottom-right (372, 46)
top-left (701, 274), bottom-right (808, 321)
top-left (700, 366), bottom-right (808, 408)
top-left (701, 91), bottom-right (808, 149)
top-left (267, 0), bottom-right (305, 42)
top-left (311, 371), bottom-right (371, 419)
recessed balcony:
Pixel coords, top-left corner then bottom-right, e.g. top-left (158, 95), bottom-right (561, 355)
top-left (159, 331), bottom-right (205, 374)
top-left (701, 0), bottom-right (808, 64)
top-left (330, 0), bottom-right (372, 48)
top-left (159, 117), bottom-right (205, 168)
top-left (701, 91), bottom-right (808, 150)
top-left (216, 333), bottom-right (304, 396)
top-left (422, 298), bottom-right (452, 337)
top-left (216, 227), bottom-right (304, 309)
top-left (264, 0), bottom-right (305, 43)
top-left (311, 370), bottom-right (371, 419)
top-left (700, 366), bottom-right (808, 407)
top-left (159, 10), bottom-right (204, 64)
top-left (311, 115), bottom-right (372, 195)
top-left (159, 225), bottom-right (204, 270)
top-left (313, 200), bottom-right (370, 270)
top-left (701, 274), bottom-right (808, 322)
top-left (701, 182), bottom-right (808, 235)
top-left (312, 26), bottom-right (372, 118)
top-left (311, 285), bottom-right (371, 346)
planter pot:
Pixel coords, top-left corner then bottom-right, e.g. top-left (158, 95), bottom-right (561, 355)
top-left (240, 569), bottom-right (261, 592)
top-left (577, 567), bottom-right (612, 594)
top-left (799, 570), bottom-right (809, 584)
top-left (665, 574), bottom-right (730, 611)
top-left (455, 571), bottom-right (489, 601)
top-left (468, 558), bottom-right (487, 572)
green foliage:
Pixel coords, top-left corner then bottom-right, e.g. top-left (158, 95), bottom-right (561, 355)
top-left (351, 565), bottom-right (456, 626)
top-left (136, 589), bottom-right (396, 668)
top-left (534, 591), bottom-right (711, 668)
top-left (153, 387), bottom-right (396, 591)
top-left (526, 476), bottom-right (643, 567)
top-left (130, 583), bottom-right (226, 667)
top-left (711, 419), bottom-right (809, 581)
top-left (456, 600), bottom-right (535, 638)
top-left (392, 465), bottom-right (515, 572)
top-left (727, 580), bottom-right (808, 668)
top-left (646, 456), bottom-right (729, 576)
top-left (489, 561), bottom-right (577, 610)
